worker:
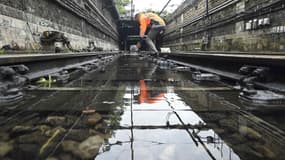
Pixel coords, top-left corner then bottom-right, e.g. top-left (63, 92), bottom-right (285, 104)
top-left (135, 12), bottom-right (166, 54)
top-left (138, 80), bottom-right (165, 104)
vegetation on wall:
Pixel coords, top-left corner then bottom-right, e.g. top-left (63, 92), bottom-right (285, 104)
top-left (115, 0), bottom-right (130, 15)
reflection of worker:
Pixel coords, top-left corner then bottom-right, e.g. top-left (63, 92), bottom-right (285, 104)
top-left (135, 12), bottom-right (166, 54)
top-left (139, 80), bottom-right (165, 104)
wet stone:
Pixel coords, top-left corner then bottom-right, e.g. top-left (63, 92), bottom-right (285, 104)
top-left (62, 135), bottom-right (104, 159)
top-left (86, 113), bottom-right (103, 126)
top-left (66, 130), bottom-right (90, 141)
top-left (45, 116), bottom-right (67, 126)
top-left (0, 141), bottom-right (13, 157)
top-left (62, 140), bottom-right (81, 157)
top-left (252, 144), bottom-right (276, 159)
top-left (78, 135), bottom-right (104, 159)
top-left (46, 157), bottom-right (59, 160)
top-left (44, 116), bottom-right (77, 128)
top-left (0, 133), bottom-right (10, 141)
top-left (234, 143), bottom-right (264, 159)
top-left (94, 123), bottom-right (104, 131)
top-left (89, 130), bottom-right (112, 140)
top-left (37, 125), bottom-right (52, 134)
top-left (17, 144), bottom-right (39, 155)
top-left (58, 153), bottom-right (75, 160)
top-left (201, 113), bottom-right (227, 122)
top-left (11, 126), bottom-right (37, 135)
top-left (16, 131), bottom-right (46, 144)
top-left (239, 126), bottom-right (262, 140)
top-left (39, 128), bottom-right (66, 157)
top-left (44, 127), bottom-right (66, 137)
top-left (219, 118), bottom-right (238, 132)
top-left (228, 133), bottom-right (248, 145)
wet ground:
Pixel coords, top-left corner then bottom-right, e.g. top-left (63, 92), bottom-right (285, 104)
top-left (0, 55), bottom-right (285, 160)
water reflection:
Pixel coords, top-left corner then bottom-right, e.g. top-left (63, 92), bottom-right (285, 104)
top-left (0, 55), bottom-right (284, 160)
top-left (99, 80), bottom-right (242, 160)
top-left (138, 80), bottom-right (165, 104)
top-left (177, 88), bottom-right (285, 160)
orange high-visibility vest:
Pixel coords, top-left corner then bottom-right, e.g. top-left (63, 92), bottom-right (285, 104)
top-left (138, 12), bottom-right (165, 37)
top-left (139, 80), bottom-right (165, 104)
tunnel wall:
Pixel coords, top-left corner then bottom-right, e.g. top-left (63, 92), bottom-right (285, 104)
top-left (163, 0), bottom-right (285, 52)
top-left (0, 0), bottom-right (119, 51)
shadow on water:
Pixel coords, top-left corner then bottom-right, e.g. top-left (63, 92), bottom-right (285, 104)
top-left (0, 55), bottom-right (284, 160)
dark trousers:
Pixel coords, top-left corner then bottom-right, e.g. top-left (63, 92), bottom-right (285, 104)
top-left (146, 25), bottom-right (165, 53)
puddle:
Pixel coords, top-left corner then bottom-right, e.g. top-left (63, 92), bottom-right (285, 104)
top-left (0, 55), bottom-right (284, 160)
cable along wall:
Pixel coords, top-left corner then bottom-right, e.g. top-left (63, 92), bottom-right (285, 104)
top-left (163, 0), bottom-right (285, 52)
top-left (0, 0), bottom-right (120, 51)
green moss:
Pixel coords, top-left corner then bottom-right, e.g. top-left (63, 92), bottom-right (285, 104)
top-left (232, 38), bottom-right (245, 51)
top-left (0, 49), bottom-right (5, 55)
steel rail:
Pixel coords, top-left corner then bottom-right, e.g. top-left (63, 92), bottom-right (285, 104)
top-left (0, 51), bottom-right (120, 65)
top-left (157, 53), bottom-right (285, 93)
top-left (0, 52), bottom-right (120, 81)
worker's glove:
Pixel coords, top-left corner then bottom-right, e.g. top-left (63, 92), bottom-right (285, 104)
top-left (139, 37), bottom-right (145, 43)
top-left (139, 36), bottom-right (148, 43)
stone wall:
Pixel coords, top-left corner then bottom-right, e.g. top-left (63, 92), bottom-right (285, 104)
top-left (0, 0), bottom-right (119, 51)
top-left (164, 0), bottom-right (285, 52)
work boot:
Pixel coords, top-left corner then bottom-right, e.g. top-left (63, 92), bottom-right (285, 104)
top-left (148, 51), bottom-right (159, 57)
top-left (155, 52), bottom-right (159, 57)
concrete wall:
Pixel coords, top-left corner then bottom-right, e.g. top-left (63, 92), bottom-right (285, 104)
top-left (164, 0), bottom-right (285, 52)
top-left (0, 0), bottom-right (119, 51)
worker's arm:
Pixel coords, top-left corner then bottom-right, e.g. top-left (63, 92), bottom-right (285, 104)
top-left (139, 17), bottom-right (147, 37)
top-left (137, 16), bottom-right (148, 49)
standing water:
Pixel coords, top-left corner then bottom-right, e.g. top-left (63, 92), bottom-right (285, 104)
top-left (0, 55), bottom-right (284, 160)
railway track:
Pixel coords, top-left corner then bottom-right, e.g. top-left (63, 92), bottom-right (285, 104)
top-left (0, 54), bottom-right (284, 160)
top-left (0, 52), bottom-right (285, 159)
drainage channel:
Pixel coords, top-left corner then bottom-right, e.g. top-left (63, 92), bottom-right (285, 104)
top-left (0, 54), bottom-right (284, 160)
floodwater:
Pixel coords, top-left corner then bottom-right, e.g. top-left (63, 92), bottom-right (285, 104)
top-left (0, 55), bottom-right (284, 160)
